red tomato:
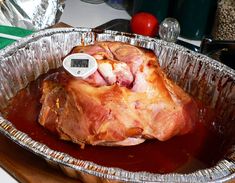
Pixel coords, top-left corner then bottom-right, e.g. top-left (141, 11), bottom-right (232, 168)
top-left (130, 12), bottom-right (159, 37)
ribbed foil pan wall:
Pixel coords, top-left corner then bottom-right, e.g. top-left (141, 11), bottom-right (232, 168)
top-left (0, 28), bottom-right (234, 183)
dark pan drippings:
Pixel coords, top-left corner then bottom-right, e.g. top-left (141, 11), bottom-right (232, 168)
top-left (2, 68), bottom-right (226, 174)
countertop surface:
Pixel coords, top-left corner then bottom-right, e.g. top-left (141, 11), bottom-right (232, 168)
top-left (0, 0), bottom-right (201, 182)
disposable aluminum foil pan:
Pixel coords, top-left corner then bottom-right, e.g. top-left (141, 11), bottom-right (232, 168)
top-left (0, 28), bottom-right (234, 183)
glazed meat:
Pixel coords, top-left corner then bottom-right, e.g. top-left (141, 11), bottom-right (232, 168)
top-left (39, 42), bottom-right (198, 147)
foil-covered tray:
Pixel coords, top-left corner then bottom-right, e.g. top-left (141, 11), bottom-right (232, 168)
top-left (0, 28), bottom-right (234, 183)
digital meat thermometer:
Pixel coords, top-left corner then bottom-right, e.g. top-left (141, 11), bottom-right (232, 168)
top-left (63, 53), bottom-right (98, 79)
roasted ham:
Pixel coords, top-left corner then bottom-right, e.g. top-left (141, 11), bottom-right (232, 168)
top-left (38, 42), bottom-right (198, 147)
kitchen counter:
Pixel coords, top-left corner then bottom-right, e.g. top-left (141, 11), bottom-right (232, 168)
top-left (60, 0), bottom-right (131, 28)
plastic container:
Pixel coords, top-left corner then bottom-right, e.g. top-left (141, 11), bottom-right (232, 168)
top-left (172, 0), bottom-right (217, 40)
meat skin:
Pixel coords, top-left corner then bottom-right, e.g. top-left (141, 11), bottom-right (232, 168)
top-left (39, 42), bottom-right (198, 147)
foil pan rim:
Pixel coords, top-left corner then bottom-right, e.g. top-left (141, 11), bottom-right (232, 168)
top-left (0, 27), bottom-right (234, 78)
top-left (0, 27), bottom-right (234, 182)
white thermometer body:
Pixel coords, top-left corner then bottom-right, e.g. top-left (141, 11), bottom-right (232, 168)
top-left (63, 53), bottom-right (97, 79)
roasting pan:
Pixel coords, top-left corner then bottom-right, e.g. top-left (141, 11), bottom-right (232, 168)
top-left (0, 28), bottom-right (234, 183)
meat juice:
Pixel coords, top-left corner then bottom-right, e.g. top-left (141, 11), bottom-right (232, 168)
top-left (2, 69), bottom-right (226, 174)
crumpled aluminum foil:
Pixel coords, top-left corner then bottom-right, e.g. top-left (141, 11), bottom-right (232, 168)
top-left (0, 0), bottom-right (65, 30)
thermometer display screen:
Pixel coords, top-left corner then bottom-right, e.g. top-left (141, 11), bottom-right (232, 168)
top-left (71, 59), bottom-right (89, 68)
top-left (63, 53), bottom-right (97, 79)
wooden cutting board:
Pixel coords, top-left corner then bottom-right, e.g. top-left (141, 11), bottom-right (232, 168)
top-left (0, 133), bottom-right (81, 183)
top-left (0, 22), bottom-right (82, 183)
